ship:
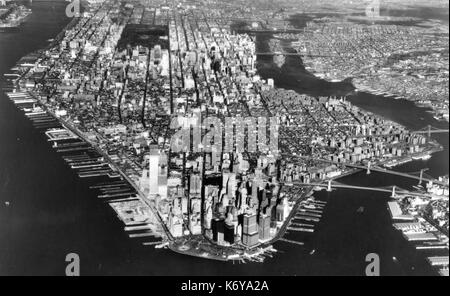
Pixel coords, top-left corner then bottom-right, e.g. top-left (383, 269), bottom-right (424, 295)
top-left (0, 4), bottom-right (32, 28)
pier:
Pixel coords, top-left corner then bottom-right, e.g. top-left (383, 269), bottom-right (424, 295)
top-left (278, 238), bottom-right (305, 246)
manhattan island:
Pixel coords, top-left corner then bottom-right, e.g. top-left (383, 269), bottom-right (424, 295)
top-left (4, 0), bottom-right (448, 263)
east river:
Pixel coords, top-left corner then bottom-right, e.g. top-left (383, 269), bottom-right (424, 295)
top-left (0, 1), bottom-right (448, 275)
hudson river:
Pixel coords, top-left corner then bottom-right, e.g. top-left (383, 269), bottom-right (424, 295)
top-left (0, 1), bottom-right (447, 275)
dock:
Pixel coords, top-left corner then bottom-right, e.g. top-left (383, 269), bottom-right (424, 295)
top-left (278, 238), bottom-right (304, 246)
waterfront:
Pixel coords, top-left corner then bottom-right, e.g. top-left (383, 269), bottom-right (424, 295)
top-left (0, 1), bottom-right (447, 275)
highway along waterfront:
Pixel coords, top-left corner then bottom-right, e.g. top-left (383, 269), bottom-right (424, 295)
top-left (0, 2), bottom-right (447, 275)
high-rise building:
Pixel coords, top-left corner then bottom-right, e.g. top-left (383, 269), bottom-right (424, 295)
top-left (189, 214), bottom-right (202, 235)
top-left (160, 50), bottom-right (169, 76)
top-left (181, 196), bottom-right (188, 215)
top-left (259, 214), bottom-right (271, 241)
top-left (217, 231), bottom-right (224, 246)
top-left (205, 185), bottom-right (219, 204)
top-left (211, 217), bottom-right (225, 242)
top-left (204, 185), bottom-right (218, 230)
top-left (189, 173), bottom-right (202, 195)
top-left (170, 215), bottom-right (183, 237)
top-left (242, 232), bottom-right (259, 248)
top-left (276, 197), bottom-right (289, 222)
top-left (242, 213), bottom-right (259, 248)
top-left (204, 204), bottom-right (213, 229)
top-left (243, 213), bottom-right (258, 234)
top-left (251, 180), bottom-right (260, 208)
top-left (149, 148), bottom-right (160, 196)
top-left (227, 173), bottom-right (237, 198)
top-left (139, 148), bottom-right (168, 199)
top-left (158, 152), bottom-right (168, 199)
top-left (224, 223), bottom-right (235, 245)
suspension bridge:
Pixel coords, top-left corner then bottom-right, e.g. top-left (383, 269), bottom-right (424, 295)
top-left (352, 125), bottom-right (449, 139)
top-left (285, 180), bottom-right (435, 198)
top-left (412, 125), bottom-right (449, 137)
top-left (255, 52), bottom-right (336, 58)
top-left (285, 154), bottom-right (449, 187)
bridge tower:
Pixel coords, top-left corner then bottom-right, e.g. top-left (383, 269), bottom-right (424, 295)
top-left (366, 161), bottom-right (371, 175)
top-left (327, 180), bottom-right (332, 192)
top-left (391, 186), bottom-right (396, 198)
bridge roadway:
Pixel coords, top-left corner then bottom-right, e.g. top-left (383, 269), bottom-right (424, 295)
top-left (255, 52), bottom-right (335, 58)
top-left (287, 181), bottom-right (435, 198)
top-left (335, 162), bottom-right (448, 187)
top-left (286, 155), bottom-right (449, 187)
top-left (349, 130), bottom-right (449, 138)
top-left (412, 130), bottom-right (449, 134)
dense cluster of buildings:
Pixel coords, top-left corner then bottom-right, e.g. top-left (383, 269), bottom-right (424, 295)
top-left (15, 0), bottom-right (285, 250)
top-left (290, 20), bottom-right (449, 122)
top-left (8, 0), bottom-right (447, 261)
top-left (262, 87), bottom-right (438, 180)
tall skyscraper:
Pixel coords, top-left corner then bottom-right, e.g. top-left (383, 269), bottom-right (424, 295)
top-left (149, 148), bottom-right (159, 196)
top-left (276, 197), bottom-right (289, 222)
top-left (158, 152), bottom-right (168, 199)
top-left (259, 214), bottom-right (271, 241)
top-left (212, 217), bottom-right (225, 242)
top-left (242, 213), bottom-right (259, 248)
top-left (224, 223), bottom-right (235, 245)
top-left (189, 173), bottom-right (201, 195)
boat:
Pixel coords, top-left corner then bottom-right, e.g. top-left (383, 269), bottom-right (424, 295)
top-left (357, 206), bottom-right (364, 213)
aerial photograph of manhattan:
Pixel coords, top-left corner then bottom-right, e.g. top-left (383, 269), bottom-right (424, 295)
top-left (0, 0), bottom-right (448, 277)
